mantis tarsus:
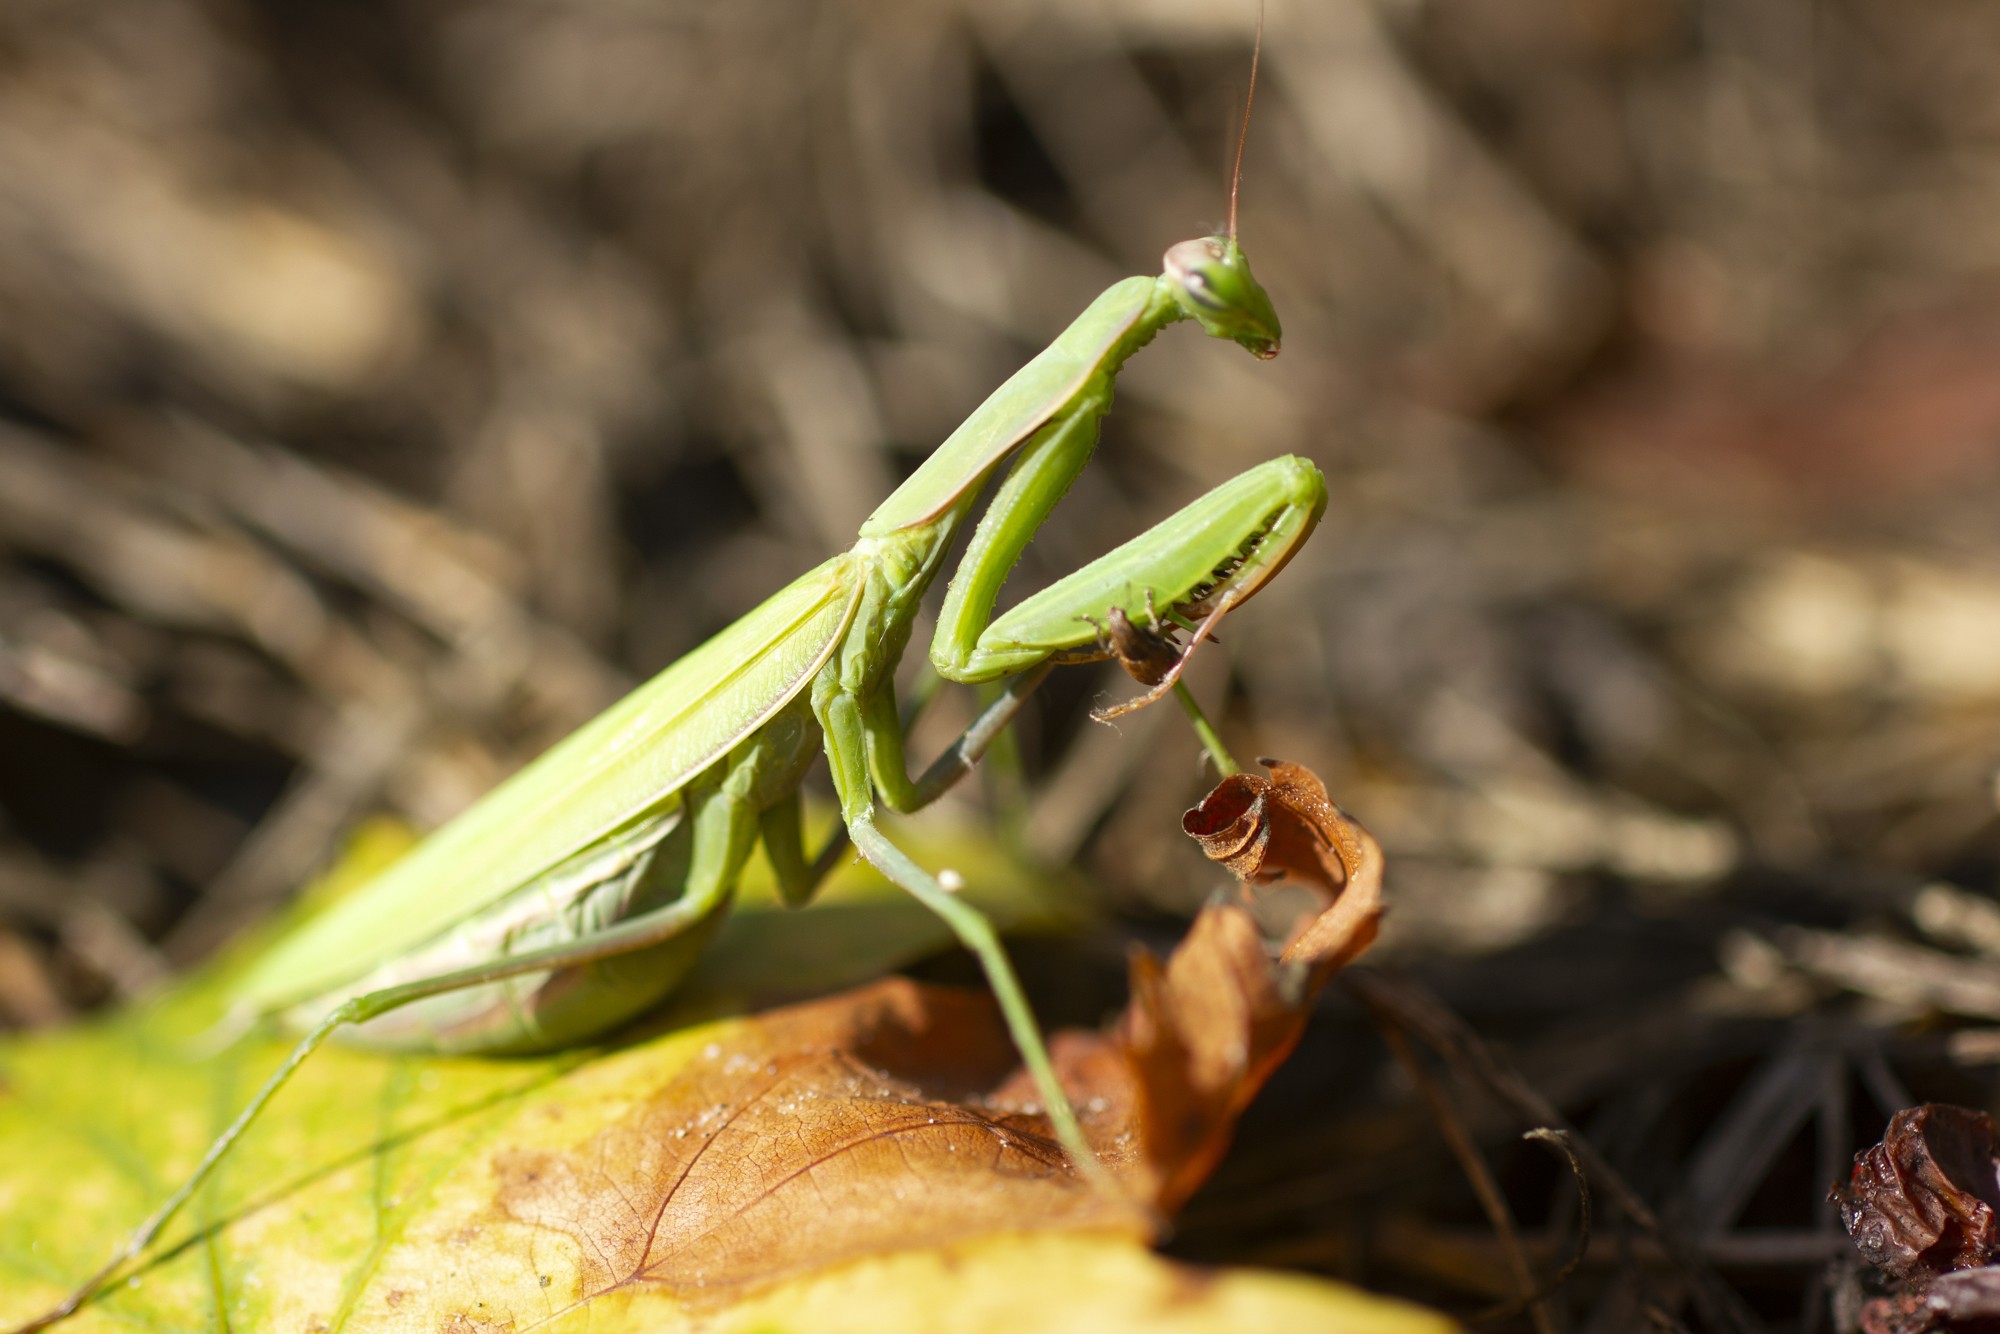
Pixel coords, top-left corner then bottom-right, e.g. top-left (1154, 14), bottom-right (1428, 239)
top-left (17, 43), bottom-right (1325, 1334)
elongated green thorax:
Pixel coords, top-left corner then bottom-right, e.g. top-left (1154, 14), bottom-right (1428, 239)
top-left (858, 277), bottom-right (1175, 538)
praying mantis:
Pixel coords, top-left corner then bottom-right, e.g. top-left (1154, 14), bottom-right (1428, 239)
top-left (14, 36), bottom-right (1325, 1334)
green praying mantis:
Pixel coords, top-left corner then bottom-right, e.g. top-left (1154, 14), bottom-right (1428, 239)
top-left (16, 36), bottom-right (1325, 1333)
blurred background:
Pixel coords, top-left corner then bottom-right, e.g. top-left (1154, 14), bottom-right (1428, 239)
top-left (2, 0), bottom-right (1999, 1328)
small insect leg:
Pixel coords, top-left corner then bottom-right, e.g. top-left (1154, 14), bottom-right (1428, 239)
top-left (1091, 587), bottom-right (1239, 722)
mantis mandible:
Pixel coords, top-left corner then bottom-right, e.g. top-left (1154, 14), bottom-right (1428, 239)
top-left (17, 39), bottom-right (1324, 1332)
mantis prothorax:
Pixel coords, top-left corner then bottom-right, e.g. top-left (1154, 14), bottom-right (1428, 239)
top-left (18, 64), bottom-right (1324, 1334)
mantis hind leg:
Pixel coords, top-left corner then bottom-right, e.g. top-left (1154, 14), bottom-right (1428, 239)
top-left (839, 817), bottom-right (1118, 1197)
top-left (333, 698), bottom-right (825, 1056)
top-left (325, 776), bottom-right (757, 1056)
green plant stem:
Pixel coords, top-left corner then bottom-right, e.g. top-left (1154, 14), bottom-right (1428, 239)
top-left (1173, 681), bottom-right (1238, 777)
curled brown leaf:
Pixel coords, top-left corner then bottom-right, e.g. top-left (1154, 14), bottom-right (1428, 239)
top-left (1181, 758), bottom-right (1384, 971)
top-left (1111, 903), bottom-right (1319, 1211)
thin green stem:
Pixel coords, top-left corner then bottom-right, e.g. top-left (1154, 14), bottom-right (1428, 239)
top-left (1173, 681), bottom-right (1238, 777)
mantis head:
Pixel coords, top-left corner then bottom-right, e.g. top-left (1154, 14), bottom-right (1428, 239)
top-left (1163, 235), bottom-right (1281, 360)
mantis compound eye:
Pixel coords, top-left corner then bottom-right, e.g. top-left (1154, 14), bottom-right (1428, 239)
top-left (1180, 268), bottom-right (1222, 310)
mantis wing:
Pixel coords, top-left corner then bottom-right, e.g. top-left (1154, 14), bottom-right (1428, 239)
top-left (234, 552), bottom-right (865, 1012)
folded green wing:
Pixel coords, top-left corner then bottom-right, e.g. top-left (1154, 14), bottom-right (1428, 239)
top-left (235, 553), bottom-right (863, 1011)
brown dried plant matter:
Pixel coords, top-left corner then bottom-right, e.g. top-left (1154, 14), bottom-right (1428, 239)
top-left (1839, 1104), bottom-right (2000, 1282)
top-left (492, 787), bottom-right (1384, 1311)
top-left (1837, 1104), bottom-right (2000, 1334)
top-left (1181, 758), bottom-right (1385, 972)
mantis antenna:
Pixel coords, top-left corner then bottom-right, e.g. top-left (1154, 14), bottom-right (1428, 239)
top-left (1103, 6), bottom-right (1273, 764)
top-left (1226, 2), bottom-right (1265, 243)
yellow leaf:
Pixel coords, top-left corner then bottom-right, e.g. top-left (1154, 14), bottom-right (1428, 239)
top-left (0, 811), bottom-right (1437, 1333)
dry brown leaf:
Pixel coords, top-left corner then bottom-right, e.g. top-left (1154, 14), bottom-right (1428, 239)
top-left (1836, 1105), bottom-right (2000, 1334)
top-left (494, 981), bottom-right (1143, 1307)
top-left (1111, 905), bottom-right (1319, 1211)
top-left (1181, 757), bottom-right (1385, 971)
top-left (1857, 1267), bottom-right (2000, 1334)
top-left (488, 808), bottom-right (1387, 1300)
